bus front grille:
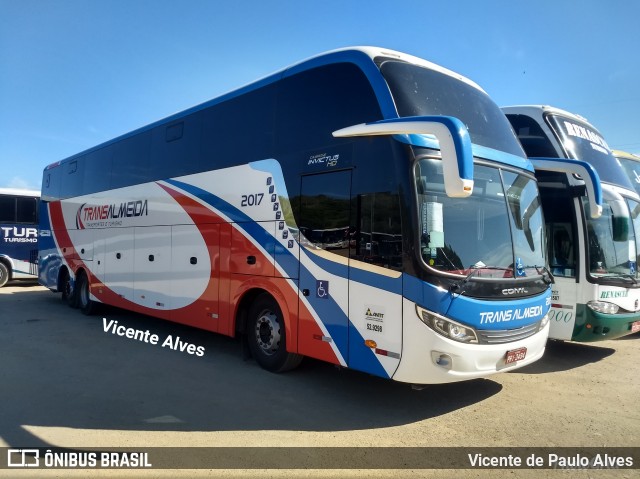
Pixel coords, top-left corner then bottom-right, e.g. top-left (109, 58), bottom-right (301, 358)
top-left (476, 321), bottom-right (541, 344)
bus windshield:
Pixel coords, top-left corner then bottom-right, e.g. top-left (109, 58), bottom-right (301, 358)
top-left (616, 156), bottom-right (640, 196)
top-left (546, 114), bottom-right (633, 190)
top-left (416, 159), bottom-right (546, 278)
top-left (380, 60), bottom-right (525, 157)
top-left (582, 196), bottom-right (639, 281)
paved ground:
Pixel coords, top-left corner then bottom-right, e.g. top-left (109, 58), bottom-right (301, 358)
top-left (0, 283), bottom-right (638, 478)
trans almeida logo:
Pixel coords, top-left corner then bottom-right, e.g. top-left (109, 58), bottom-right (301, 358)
top-left (76, 202), bottom-right (86, 229)
top-left (76, 200), bottom-right (149, 229)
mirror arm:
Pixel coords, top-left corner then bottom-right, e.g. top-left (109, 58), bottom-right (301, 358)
top-left (530, 157), bottom-right (603, 218)
top-left (333, 116), bottom-right (474, 198)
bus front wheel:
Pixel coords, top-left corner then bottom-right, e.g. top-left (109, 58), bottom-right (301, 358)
top-left (0, 262), bottom-right (9, 288)
top-left (247, 294), bottom-right (302, 373)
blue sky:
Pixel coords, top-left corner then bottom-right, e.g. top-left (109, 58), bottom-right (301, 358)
top-left (1, 0), bottom-right (639, 190)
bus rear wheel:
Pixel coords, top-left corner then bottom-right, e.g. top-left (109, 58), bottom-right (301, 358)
top-left (60, 269), bottom-right (78, 308)
top-left (76, 271), bottom-right (97, 315)
top-left (247, 294), bottom-right (302, 373)
top-left (0, 262), bottom-right (9, 288)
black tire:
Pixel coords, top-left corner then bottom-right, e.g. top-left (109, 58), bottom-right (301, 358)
top-left (247, 293), bottom-right (302, 372)
top-left (60, 269), bottom-right (78, 308)
top-left (76, 271), bottom-right (97, 315)
top-left (0, 262), bottom-right (9, 288)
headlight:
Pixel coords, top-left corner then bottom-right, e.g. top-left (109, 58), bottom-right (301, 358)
top-left (587, 301), bottom-right (619, 314)
top-left (539, 313), bottom-right (550, 331)
top-left (416, 305), bottom-right (478, 343)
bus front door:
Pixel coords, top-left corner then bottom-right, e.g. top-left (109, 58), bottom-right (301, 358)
top-left (297, 171), bottom-right (351, 366)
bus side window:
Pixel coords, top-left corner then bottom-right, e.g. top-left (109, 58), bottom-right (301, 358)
top-left (153, 112), bottom-right (205, 180)
top-left (16, 197), bottom-right (37, 224)
top-left (0, 196), bottom-right (15, 222)
top-left (83, 148), bottom-right (113, 196)
top-left (42, 164), bottom-right (62, 201)
top-left (506, 114), bottom-right (558, 158)
top-left (110, 131), bottom-right (152, 189)
top-left (539, 181), bottom-right (577, 278)
top-left (353, 192), bottom-right (402, 270)
top-left (201, 86), bottom-right (277, 173)
top-left (275, 63), bottom-right (381, 154)
top-left (298, 171), bottom-right (351, 259)
top-left (63, 160), bottom-right (83, 199)
top-left (550, 225), bottom-right (575, 277)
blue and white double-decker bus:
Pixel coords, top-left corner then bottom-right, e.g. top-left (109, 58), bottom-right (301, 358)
top-left (38, 47), bottom-right (591, 384)
top-left (0, 188), bottom-right (39, 287)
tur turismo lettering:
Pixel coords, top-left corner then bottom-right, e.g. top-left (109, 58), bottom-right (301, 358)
top-left (479, 305), bottom-right (543, 324)
top-left (82, 200), bottom-right (148, 221)
top-left (1, 226), bottom-right (38, 243)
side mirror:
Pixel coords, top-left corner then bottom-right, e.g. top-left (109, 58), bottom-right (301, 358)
top-left (605, 193), bottom-right (630, 242)
top-left (333, 116), bottom-right (474, 198)
top-left (612, 215), bottom-right (629, 242)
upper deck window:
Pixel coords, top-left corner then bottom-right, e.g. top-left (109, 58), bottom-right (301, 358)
top-left (380, 60), bottom-right (525, 157)
top-left (505, 113), bottom-right (558, 158)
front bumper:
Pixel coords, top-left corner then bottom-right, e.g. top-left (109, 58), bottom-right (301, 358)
top-left (392, 299), bottom-right (549, 384)
top-left (572, 304), bottom-right (640, 342)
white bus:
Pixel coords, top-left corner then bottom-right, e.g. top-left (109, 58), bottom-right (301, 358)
top-left (39, 47), bottom-right (577, 384)
top-left (504, 105), bottom-right (640, 341)
top-left (613, 149), bottom-right (640, 197)
top-left (0, 188), bottom-right (39, 287)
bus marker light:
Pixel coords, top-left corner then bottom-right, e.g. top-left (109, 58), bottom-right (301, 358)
top-left (586, 324), bottom-right (592, 329)
top-left (365, 339), bottom-right (377, 348)
top-left (313, 334), bottom-right (333, 343)
top-left (374, 348), bottom-right (400, 359)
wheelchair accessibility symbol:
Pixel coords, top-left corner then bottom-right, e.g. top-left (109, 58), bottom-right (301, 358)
top-left (316, 280), bottom-right (329, 299)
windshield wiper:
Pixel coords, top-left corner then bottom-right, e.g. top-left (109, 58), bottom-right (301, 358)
top-left (611, 273), bottom-right (638, 285)
top-left (449, 264), bottom-right (511, 294)
top-left (449, 267), bottom-right (480, 294)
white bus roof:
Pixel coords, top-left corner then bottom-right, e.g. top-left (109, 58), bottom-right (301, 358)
top-left (501, 105), bottom-right (590, 124)
top-left (0, 187), bottom-right (40, 197)
top-left (303, 46), bottom-right (485, 92)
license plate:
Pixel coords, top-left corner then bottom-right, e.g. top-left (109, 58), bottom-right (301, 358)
top-left (505, 347), bottom-right (527, 364)
top-left (632, 321), bottom-right (640, 334)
